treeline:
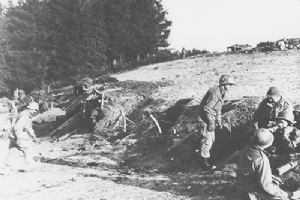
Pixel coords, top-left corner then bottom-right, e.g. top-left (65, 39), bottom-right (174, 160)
top-left (0, 0), bottom-right (171, 92)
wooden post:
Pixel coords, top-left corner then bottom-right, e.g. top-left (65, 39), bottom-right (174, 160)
top-left (101, 92), bottom-right (104, 110)
top-left (120, 109), bottom-right (126, 133)
top-left (149, 113), bottom-right (162, 135)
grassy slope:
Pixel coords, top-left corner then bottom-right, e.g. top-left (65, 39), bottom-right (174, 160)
top-left (114, 50), bottom-right (300, 107)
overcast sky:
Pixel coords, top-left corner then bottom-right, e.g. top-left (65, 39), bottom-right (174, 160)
top-left (1, 0), bottom-right (300, 52)
top-left (163, 0), bottom-right (300, 51)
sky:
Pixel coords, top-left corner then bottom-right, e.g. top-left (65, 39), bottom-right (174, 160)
top-left (163, 0), bottom-right (300, 51)
top-left (1, 0), bottom-right (300, 51)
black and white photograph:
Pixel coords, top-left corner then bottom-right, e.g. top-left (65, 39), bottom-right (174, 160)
top-left (0, 0), bottom-right (300, 199)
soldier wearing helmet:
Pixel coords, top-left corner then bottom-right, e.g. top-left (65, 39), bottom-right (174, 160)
top-left (253, 87), bottom-right (292, 129)
top-left (235, 128), bottom-right (298, 199)
top-left (5, 101), bottom-right (39, 170)
top-left (269, 110), bottom-right (300, 154)
top-left (197, 75), bottom-right (236, 170)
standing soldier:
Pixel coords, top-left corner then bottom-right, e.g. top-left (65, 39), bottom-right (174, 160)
top-left (253, 87), bottom-right (292, 129)
top-left (198, 75), bottom-right (236, 170)
top-left (5, 102), bottom-right (39, 170)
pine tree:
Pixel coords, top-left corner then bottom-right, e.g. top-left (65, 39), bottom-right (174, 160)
top-left (0, 15), bottom-right (10, 93)
top-left (129, 0), bottom-right (171, 60)
top-left (5, 0), bottom-right (48, 91)
top-left (2, 0), bottom-right (171, 91)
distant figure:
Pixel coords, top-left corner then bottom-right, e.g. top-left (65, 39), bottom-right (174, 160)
top-left (38, 99), bottom-right (48, 113)
top-left (5, 102), bottom-right (39, 170)
top-left (235, 128), bottom-right (300, 200)
top-left (252, 87), bottom-right (292, 129)
top-left (8, 100), bottom-right (18, 127)
top-left (112, 59), bottom-right (117, 66)
top-left (180, 48), bottom-right (186, 59)
top-left (278, 40), bottom-right (286, 51)
top-left (198, 75), bottom-right (236, 170)
top-left (13, 88), bottom-right (19, 101)
top-left (18, 89), bottom-right (26, 101)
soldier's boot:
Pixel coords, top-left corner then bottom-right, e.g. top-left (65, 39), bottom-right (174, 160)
top-left (200, 157), bottom-right (216, 170)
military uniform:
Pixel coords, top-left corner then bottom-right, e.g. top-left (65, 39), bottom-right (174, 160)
top-left (199, 85), bottom-right (226, 158)
top-left (7, 109), bottom-right (36, 165)
top-left (253, 97), bottom-right (291, 129)
top-left (270, 126), bottom-right (300, 154)
top-left (236, 145), bottom-right (290, 200)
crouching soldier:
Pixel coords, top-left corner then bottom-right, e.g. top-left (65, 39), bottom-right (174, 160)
top-left (235, 128), bottom-right (300, 200)
top-left (5, 102), bottom-right (39, 170)
top-left (269, 110), bottom-right (300, 154)
top-left (253, 87), bottom-right (292, 129)
top-left (198, 75), bottom-right (236, 170)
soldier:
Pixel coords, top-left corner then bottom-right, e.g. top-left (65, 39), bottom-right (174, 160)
top-left (8, 100), bottom-right (18, 127)
top-left (253, 87), bottom-right (292, 129)
top-left (13, 88), bottom-right (19, 101)
top-left (235, 128), bottom-right (300, 200)
top-left (269, 110), bottom-right (300, 154)
top-left (198, 75), bottom-right (236, 170)
top-left (5, 102), bottom-right (39, 170)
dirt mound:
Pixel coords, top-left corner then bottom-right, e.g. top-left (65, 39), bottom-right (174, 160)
top-left (46, 79), bottom-right (263, 171)
top-left (47, 80), bottom-right (162, 139)
top-left (119, 96), bottom-right (262, 171)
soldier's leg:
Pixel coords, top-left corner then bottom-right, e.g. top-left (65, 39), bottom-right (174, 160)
top-left (5, 138), bottom-right (17, 166)
top-left (200, 113), bottom-right (216, 158)
top-left (17, 139), bottom-right (34, 166)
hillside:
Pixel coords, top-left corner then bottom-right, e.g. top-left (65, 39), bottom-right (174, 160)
top-left (0, 50), bottom-right (300, 200)
top-left (114, 50), bottom-right (300, 105)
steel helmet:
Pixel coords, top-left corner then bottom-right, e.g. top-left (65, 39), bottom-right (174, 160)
top-left (276, 110), bottom-right (295, 124)
top-left (27, 102), bottom-right (39, 111)
top-left (251, 128), bottom-right (274, 148)
top-left (267, 87), bottom-right (281, 96)
top-left (219, 75), bottom-right (236, 85)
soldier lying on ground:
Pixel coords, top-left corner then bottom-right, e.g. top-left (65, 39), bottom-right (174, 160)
top-left (197, 75), bottom-right (236, 170)
top-left (253, 87), bottom-right (292, 129)
top-left (268, 110), bottom-right (300, 154)
top-left (235, 128), bottom-right (300, 200)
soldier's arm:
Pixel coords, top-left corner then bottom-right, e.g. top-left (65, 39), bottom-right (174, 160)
top-left (255, 156), bottom-right (290, 198)
top-left (25, 121), bottom-right (37, 142)
top-left (216, 110), bottom-right (222, 128)
top-left (13, 115), bottom-right (26, 133)
top-left (203, 89), bottom-right (219, 113)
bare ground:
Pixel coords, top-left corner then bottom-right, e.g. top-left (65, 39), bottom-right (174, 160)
top-left (0, 50), bottom-right (300, 200)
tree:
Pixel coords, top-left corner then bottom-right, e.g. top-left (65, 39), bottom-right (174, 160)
top-left (129, 0), bottom-right (171, 60)
top-left (0, 15), bottom-right (10, 93)
top-left (4, 0), bottom-right (48, 91)
top-left (2, 0), bottom-right (172, 91)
